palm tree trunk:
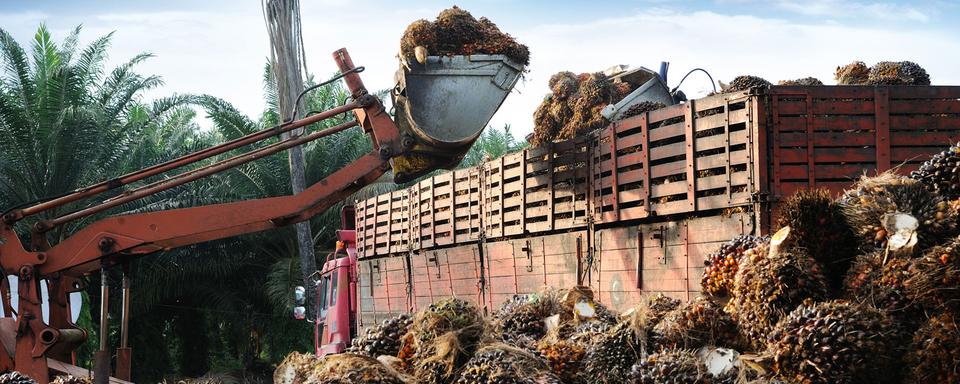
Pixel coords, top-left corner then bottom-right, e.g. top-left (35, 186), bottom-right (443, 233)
top-left (263, 0), bottom-right (318, 316)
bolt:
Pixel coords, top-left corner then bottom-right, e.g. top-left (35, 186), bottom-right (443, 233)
top-left (19, 265), bottom-right (32, 280)
top-left (2, 212), bottom-right (16, 224)
top-left (401, 136), bottom-right (416, 149)
top-left (379, 147), bottom-right (393, 160)
top-left (36, 253), bottom-right (46, 263)
top-left (33, 221), bottom-right (48, 233)
top-left (98, 237), bottom-right (116, 253)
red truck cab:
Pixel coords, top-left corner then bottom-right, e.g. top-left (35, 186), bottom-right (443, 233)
top-left (310, 206), bottom-right (358, 356)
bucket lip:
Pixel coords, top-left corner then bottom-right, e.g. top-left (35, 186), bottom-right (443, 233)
top-left (404, 54), bottom-right (525, 72)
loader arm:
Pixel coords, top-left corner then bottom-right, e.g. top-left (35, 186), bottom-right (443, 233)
top-left (0, 48), bottom-right (407, 383)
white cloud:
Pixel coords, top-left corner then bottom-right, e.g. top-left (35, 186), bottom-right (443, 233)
top-left (775, 0), bottom-right (930, 22)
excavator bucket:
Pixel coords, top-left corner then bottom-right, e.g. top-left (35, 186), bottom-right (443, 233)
top-left (391, 54), bottom-right (524, 182)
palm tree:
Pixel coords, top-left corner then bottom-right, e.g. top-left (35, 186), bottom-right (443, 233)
top-left (459, 124), bottom-right (527, 168)
top-left (0, 24), bottom-right (211, 380)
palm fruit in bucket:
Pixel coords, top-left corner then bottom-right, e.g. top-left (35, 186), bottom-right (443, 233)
top-left (617, 101), bottom-right (666, 120)
top-left (393, 7), bottom-right (526, 182)
top-left (766, 300), bottom-right (898, 384)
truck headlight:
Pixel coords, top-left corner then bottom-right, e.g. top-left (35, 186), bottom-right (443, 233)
top-left (293, 306), bottom-right (306, 320)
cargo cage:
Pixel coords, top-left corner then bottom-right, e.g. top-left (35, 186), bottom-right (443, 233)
top-left (353, 85), bottom-right (960, 323)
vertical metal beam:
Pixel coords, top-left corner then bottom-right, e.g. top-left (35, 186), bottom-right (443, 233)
top-left (682, 222), bottom-right (690, 302)
top-left (770, 94), bottom-right (782, 201)
top-left (115, 271), bottom-right (132, 381)
top-left (805, 93), bottom-right (816, 188)
top-left (641, 113), bottom-right (651, 216)
top-left (684, 101), bottom-right (698, 212)
top-left (875, 87), bottom-right (891, 172)
top-left (93, 268), bottom-right (110, 384)
top-left (608, 127), bottom-right (621, 221)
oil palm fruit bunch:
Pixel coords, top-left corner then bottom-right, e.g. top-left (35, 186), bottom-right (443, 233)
top-left (843, 251), bottom-right (919, 322)
top-left (727, 227), bottom-right (830, 350)
top-left (777, 77), bottom-right (823, 86)
top-left (409, 298), bottom-right (485, 384)
top-left (400, 7), bottom-right (529, 65)
top-left (618, 101), bottom-right (667, 120)
top-left (456, 344), bottom-right (562, 384)
top-left (835, 61), bottom-right (869, 85)
top-left (51, 377), bottom-right (90, 384)
top-left (904, 310), bottom-right (960, 383)
top-left (839, 172), bottom-right (957, 252)
top-left (0, 373), bottom-right (36, 384)
top-left (496, 305), bottom-right (545, 349)
top-left (567, 320), bottom-right (613, 346)
top-left (910, 142), bottom-right (960, 200)
top-left (766, 300), bottom-right (897, 384)
top-left (905, 236), bottom-right (960, 311)
top-left (867, 61), bottom-right (930, 85)
top-left (776, 189), bottom-right (858, 290)
top-left (348, 313), bottom-right (413, 357)
top-left (622, 293), bottom-right (682, 354)
top-left (653, 296), bottom-right (742, 349)
top-left (702, 235), bottom-right (768, 296)
top-left (724, 75), bottom-right (771, 93)
top-left (630, 349), bottom-right (709, 384)
top-left (537, 340), bottom-right (587, 383)
top-left (310, 353), bottom-right (407, 384)
top-left (582, 322), bottom-right (643, 383)
top-left (275, 351), bottom-right (322, 384)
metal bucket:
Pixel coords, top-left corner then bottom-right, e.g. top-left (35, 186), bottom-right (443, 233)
top-left (395, 54), bottom-right (524, 147)
top-left (601, 71), bottom-right (675, 121)
top-left (389, 55), bottom-right (524, 182)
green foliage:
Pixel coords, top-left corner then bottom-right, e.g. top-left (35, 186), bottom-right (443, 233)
top-left (459, 124), bottom-right (527, 169)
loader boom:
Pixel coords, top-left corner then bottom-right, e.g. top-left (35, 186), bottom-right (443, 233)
top-left (0, 49), bottom-right (404, 383)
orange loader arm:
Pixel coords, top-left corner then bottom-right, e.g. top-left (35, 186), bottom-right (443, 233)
top-left (0, 49), bottom-right (405, 384)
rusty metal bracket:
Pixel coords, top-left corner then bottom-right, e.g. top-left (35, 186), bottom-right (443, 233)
top-left (521, 240), bottom-right (533, 272)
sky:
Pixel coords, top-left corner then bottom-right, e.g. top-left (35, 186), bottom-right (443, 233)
top-left (1, 0), bottom-right (959, 138)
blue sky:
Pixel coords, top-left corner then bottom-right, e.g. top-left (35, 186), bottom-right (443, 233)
top-left (2, 0), bottom-right (958, 136)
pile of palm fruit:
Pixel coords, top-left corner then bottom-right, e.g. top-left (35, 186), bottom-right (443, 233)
top-left (836, 60), bottom-right (931, 85)
top-left (400, 6), bottom-right (529, 66)
top-left (531, 71), bottom-right (640, 146)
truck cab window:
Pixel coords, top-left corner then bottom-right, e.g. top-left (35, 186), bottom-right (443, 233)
top-left (330, 272), bottom-right (339, 306)
top-left (319, 276), bottom-right (329, 311)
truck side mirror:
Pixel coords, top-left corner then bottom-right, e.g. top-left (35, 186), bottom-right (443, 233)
top-left (293, 306), bottom-right (306, 320)
top-left (294, 286), bottom-right (306, 306)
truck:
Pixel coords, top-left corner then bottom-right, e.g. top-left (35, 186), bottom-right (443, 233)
top-left (303, 84), bottom-right (960, 354)
top-left (0, 48), bottom-right (524, 383)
